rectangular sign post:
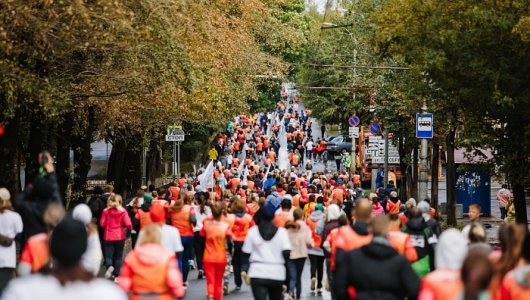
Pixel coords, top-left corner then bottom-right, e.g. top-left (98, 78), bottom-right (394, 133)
top-left (166, 126), bottom-right (185, 180)
top-left (416, 113), bottom-right (433, 138)
top-left (416, 106), bottom-right (433, 205)
top-left (348, 126), bottom-right (359, 138)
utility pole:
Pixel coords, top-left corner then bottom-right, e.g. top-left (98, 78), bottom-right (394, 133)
top-left (351, 49), bottom-right (357, 176)
top-left (418, 100), bottom-right (429, 202)
top-left (172, 141), bottom-right (176, 181)
top-left (142, 144), bottom-right (147, 186)
top-left (177, 141), bottom-right (181, 176)
top-left (384, 129), bottom-right (389, 189)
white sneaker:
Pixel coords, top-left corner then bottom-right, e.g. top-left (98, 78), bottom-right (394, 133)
top-left (104, 266), bottom-right (114, 279)
top-left (310, 277), bottom-right (316, 291)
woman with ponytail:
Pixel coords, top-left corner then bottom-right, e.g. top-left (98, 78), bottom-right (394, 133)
top-left (169, 193), bottom-right (196, 286)
top-left (193, 192), bottom-right (211, 279)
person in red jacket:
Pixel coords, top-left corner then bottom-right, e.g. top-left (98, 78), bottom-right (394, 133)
top-left (230, 199), bottom-right (255, 290)
top-left (100, 193), bottom-right (132, 280)
top-left (118, 224), bottom-right (185, 300)
top-left (200, 203), bottom-right (231, 300)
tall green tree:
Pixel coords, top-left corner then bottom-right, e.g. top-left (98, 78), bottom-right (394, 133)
top-left (372, 0), bottom-right (530, 223)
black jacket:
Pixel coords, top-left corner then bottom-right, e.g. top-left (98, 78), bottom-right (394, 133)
top-left (333, 238), bottom-right (420, 300)
top-left (13, 172), bottom-right (62, 245)
top-left (403, 217), bottom-right (436, 260)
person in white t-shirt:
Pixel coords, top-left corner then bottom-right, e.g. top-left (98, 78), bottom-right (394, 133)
top-left (305, 139), bottom-right (314, 160)
top-left (243, 202), bottom-right (291, 300)
top-left (0, 188), bottom-right (23, 294)
top-left (3, 217), bottom-right (127, 300)
top-left (193, 192), bottom-right (212, 279)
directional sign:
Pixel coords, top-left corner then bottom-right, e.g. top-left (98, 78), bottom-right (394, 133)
top-left (348, 115), bottom-right (360, 127)
top-left (166, 125), bottom-right (185, 142)
top-left (369, 123), bottom-right (381, 135)
top-left (349, 126), bottom-right (359, 138)
top-left (365, 136), bottom-right (400, 164)
top-left (416, 113), bottom-right (433, 138)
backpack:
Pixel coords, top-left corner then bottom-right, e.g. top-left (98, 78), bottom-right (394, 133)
top-left (88, 194), bottom-right (106, 221)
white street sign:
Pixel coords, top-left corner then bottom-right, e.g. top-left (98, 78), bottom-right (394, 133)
top-left (365, 136), bottom-right (400, 164)
top-left (166, 134), bottom-right (184, 142)
top-left (349, 126), bottom-right (359, 138)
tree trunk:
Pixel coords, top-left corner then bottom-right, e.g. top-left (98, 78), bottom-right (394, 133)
top-left (107, 136), bottom-right (127, 194)
top-left (431, 142), bottom-right (440, 213)
top-left (505, 118), bottom-right (528, 224)
top-left (55, 118), bottom-right (72, 205)
top-left (412, 145), bottom-right (418, 200)
top-left (398, 136), bottom-right (408, 202)
top-left (24, 113), bottom-right (47, 186)
top-left (0, 110), bottom-right (21, 194)
top-left (446, 128), bottom-right (457, 225)
top-left (513, 181), bottom-right (528, 224)
top-left (70, 107), bottom-right (95, 208)
top-left (123, 136), bottom-right (143, 198)
top-left (147, 132), bottom-right (163, 183)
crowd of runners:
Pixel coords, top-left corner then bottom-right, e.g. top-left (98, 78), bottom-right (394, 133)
top-left (0, 92), bottom-right (529, 300)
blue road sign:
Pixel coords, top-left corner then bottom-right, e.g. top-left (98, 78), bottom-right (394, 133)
top-left (348, 115), bottom-right (360, 127)
top-left (369, 123), bottom-right (381, 134)
top-left (416, 113), bottom-right (433, 138)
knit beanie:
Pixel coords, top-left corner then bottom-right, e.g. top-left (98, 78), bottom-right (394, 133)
top-left (417, 201), bottom-right (430, 214)
top-left (150, 204), bottom-right (166, 224)
top-left (261, 202), bottom-right (276, 221)
top-left (72, 204), bottom-right (92, 226)
top-left (327, 204), bottom-right (341, 221)
top-left (50, 217), bottom-right (87, 267)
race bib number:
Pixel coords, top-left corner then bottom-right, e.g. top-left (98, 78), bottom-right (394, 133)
top-left (410, 235), bottom-right (425, 248)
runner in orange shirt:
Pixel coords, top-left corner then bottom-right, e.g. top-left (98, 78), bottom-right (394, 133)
top-left (200, 204), bottom-right (231, 300)
top-left (267, 150), bottom-right (276, 163)
top-left (230, 200), bottom-right (255, 289)
top-left (273, 199), bottom-right (293, 228)
top-left (169, 194), bottom-right (197, 285)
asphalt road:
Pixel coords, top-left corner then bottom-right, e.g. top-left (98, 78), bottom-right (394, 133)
top-left (184, 261), bottom-right (331, 300)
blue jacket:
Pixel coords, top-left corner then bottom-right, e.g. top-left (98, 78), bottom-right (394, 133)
top-left (266, 192), bottom-right (283, 209)
top-left (263, 178), bottom-right (276, 191)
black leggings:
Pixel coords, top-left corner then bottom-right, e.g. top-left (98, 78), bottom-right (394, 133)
top-left (193, 231), bottom-right (205, 271)
top-left (232, 241), bottom-right (249, 287)
top-left (251, 278), bottom-right (283, 300)
top-left (309, 254), bottom-right (325, 289)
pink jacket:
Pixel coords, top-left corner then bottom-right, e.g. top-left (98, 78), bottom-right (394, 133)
top-left (100, 207), bottom-right (132, 241)
top-left (372, 202), bottom-right (385, 216)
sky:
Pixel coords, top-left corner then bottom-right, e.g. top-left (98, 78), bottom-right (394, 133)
top-left (307, 0), bottom-right (327, 14)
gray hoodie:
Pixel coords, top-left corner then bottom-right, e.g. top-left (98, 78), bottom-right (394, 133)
top-left (435, 229), bottom-right (468, 269)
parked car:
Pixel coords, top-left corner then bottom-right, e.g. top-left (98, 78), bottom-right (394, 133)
top-left (326, 135), bottom-right (353, 156)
